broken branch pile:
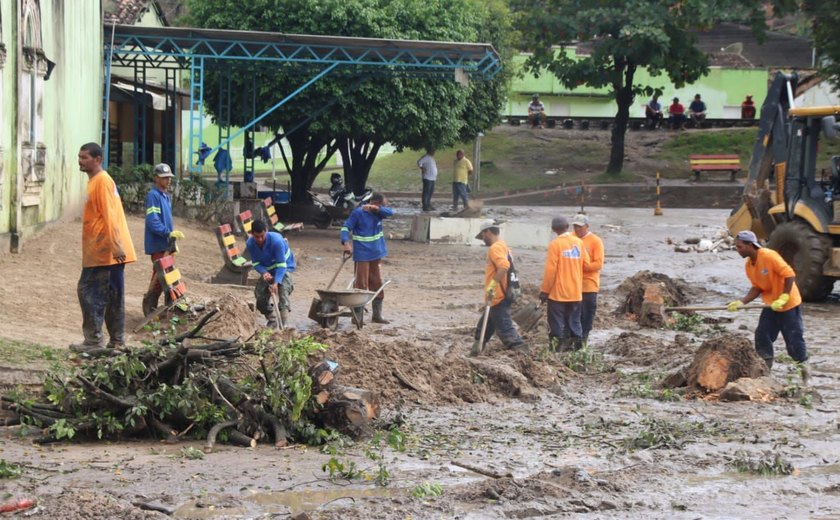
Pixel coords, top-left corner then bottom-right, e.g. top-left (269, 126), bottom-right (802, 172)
top-left (1, 310), bottom-right (375, 449)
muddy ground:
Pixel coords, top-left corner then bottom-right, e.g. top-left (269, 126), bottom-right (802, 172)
top-left (1, 204), bottom-right (839, 519)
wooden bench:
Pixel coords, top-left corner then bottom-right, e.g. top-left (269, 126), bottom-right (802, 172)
top-left (154, 255), bottom-right (187, 301)
top-left (261, 197), bottom-right (303, 234)
top-left (689, 154), bottom-right (741, 181)
top-left (213, 224), bottom-right (252, 285)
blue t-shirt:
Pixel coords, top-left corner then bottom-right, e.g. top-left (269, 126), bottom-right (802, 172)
top-left (340, 206), bottom-right (393, 262)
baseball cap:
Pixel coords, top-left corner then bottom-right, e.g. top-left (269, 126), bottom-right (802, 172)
top-left (532, 93), bottom-right (539, 99)
top-left (735, 230), bottom-right (762, 248)
top-left (572, 214), bottom-right (589, 226)
top-left (475, 219), bottom-right (498, 239)
top-left (154, 163), bottom-right (175, 178)
top-left (673, 97), bottom-right (679, 102)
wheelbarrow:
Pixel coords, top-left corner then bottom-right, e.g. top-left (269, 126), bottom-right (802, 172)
top-left (309, 281), bottom-right (391, 330)
top-left (308, 252), bottom-right (391, 330)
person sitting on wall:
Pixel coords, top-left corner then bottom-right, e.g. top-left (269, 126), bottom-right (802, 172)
top-left (688, 93), bottom-right (707, 127)
top-left (741, 94), bottom-right (756, 119)
top-left (645, 94), bottom-right (664, 129)
top-left (528, 94), bottom-right (546, 129)
top-left (668, 97), bottom-right (687, 130)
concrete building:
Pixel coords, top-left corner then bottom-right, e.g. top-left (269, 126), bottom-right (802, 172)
top-left (0, 0), bottom-right (103, 253)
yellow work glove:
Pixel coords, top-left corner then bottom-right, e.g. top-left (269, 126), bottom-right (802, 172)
top-left (771, 293), bottom-right (790, 311)
top-left (486, 280), bottom-right (498, 300)
top-left (726, 300), bottom-right (743, 312)
top-left (169, 230), bottom-right (185, 240)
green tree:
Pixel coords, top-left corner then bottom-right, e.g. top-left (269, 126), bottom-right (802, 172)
top-left (513, 0), bottom-right (795, 175)
top-left (185, 0), bottom-right (512, 201)
top-left (803, 0), bottom-right (840, 89)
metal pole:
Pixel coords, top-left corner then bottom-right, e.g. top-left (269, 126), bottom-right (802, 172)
top-left (654, 171), bottom-right (663, 216)
top-left (473, 132), bottom-right (483, 192)
top-left (102, 22), bottom-right (116, 168)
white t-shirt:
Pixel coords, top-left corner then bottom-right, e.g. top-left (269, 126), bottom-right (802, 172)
top-left (417, 154), bottom-right (438, 181)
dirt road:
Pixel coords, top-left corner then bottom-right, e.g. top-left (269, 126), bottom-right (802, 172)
top-left (1, 205), bottom-right (838, 519)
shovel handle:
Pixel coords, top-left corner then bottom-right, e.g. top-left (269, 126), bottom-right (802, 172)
top-left (325, 254), bottom-right (351, 291)
top-left (665, 304), bottom-right (768, 312)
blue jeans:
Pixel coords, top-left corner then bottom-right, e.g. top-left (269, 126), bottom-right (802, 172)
top-left (755, 306), bottom-right (808, 363)
top-left (547, 300), bottom-right (582, 342)
top-left (452, 182), bottom-right (469, 210)
top-left (475, 300), bottom-right (524, 348)
top-left (581, 292), bottom-right (598, 341)
top-left (422, 179), bottom-right (436, 210)
top-left (77, 264), bottom-right (126, 347)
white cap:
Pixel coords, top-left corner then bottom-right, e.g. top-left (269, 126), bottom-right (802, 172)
top-left (475, 219), bottom-right (498, 239)
top-left (735, 230), bottom-right (762, 248)
top-left (572, 214), bottom-right (589, 227)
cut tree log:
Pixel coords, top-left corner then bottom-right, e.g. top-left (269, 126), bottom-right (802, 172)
top-left (685, 335), bottom-right (768, 392)
top-left (318, 385), bottom-right (380, 436)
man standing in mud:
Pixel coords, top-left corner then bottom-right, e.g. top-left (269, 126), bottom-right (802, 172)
top-left (572, 214), bottom-right (604, 344)
top-left (142, 163), bottom-right (184, 317)
top-left (73, 142), bottom-right (137, 352)
top-left (246, 219), bottom-right (290, 328)
top-left (341, 193), bottom-right (392, 323)
top-left (728, 230), bottom-right (810, 383)
top-left (540, 216), bottom-right (589, 351)
top-left (470, 221), bottom-right (526, 356)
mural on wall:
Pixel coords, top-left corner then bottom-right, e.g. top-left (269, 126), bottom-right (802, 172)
top-left (18, 0), bottom-right (48, 207)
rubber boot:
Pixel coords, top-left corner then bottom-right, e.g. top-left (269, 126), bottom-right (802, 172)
top-left (263, 312), bottom-right (278, 329)
top-left (469, 340), bottom-right (483, 357)
top-left (280, 309), bottom-right (289, 328)
top-left (762, 356), bottom-right (774, 371)
top-left (142, 292), bottom-right (160, 317)
top-left (372, 299), bottom-right (389, 324)
top-left (800, 362), bottom-right (811, 386)
top-left (570, 337), bottom-right (584, 351)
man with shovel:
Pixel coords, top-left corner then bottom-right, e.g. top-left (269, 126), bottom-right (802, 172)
top-left (246, 219), bottom-right (290, 328)
top-left (470, 221), bottom-right (526, 356)
top-left (341, 192), bottom-right (392, 323)
top-left (729, 230), bottom-right (810, 382)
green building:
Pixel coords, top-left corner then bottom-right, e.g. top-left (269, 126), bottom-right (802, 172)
top-left (0, 0), bottom-right (103, 253)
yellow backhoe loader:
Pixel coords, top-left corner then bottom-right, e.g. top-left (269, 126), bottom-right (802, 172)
top-left (727, 72), bottom-right (840, 301)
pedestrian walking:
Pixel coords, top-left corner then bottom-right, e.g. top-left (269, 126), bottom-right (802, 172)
top-left (341, 192), bottom-right (392, 323)
top-left (72, 142), bottom-right (136, 352)
top-left (728, 230), bottom-right (810, 383)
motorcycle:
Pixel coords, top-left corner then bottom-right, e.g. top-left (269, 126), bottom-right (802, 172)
top-left (329, 173), bottom-right (373, 209)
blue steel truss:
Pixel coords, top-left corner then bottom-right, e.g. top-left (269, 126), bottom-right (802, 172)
top-left (102, 25), bottom-right (503, 177)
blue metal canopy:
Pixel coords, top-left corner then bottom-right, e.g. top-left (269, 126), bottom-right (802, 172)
top-left (103, 24), bottom-right (503, 176)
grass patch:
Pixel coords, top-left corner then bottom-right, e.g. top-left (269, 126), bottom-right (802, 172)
top-left (729, 451), bottom-right (794, 476)
top-left (622, 417), bottom-right (721, 451)
top-left (0, 338), bottom-right (64, 369)
top-left (615, 372), bottom-right (682, 402)
top-left (0, 459), bottom-right (23, 479)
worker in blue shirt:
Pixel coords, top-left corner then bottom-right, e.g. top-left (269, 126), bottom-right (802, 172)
top-left (142, 163), bottom-right (184, 316)
top-left (341, 192), bottom-right (392, 323)
top-left (246, 219), bottom-right (290, 328)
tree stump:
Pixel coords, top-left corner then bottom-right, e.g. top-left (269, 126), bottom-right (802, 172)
top-left (685, 335), bottom-right (768, 392)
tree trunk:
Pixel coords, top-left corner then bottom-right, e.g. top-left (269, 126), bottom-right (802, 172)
top-left (606, 63), bottom-right (636, 175)
top-left (282, 131), bottom-right (338, 204)
top-left (338, 137), bottom-right (383, 196)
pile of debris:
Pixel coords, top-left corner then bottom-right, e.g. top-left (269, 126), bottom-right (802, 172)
top-left (1, 310), bottom-right (377, 448)
top-left (669, 229), bottom-right (735, 253)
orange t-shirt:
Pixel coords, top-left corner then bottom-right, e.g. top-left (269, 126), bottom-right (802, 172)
top-left (580, 231), bottom-right (604, 293)
top-left (82, 171), bottom-right (137, 267)
top-left (484, 240), bottom-right (510, 307)
top-left (744, 248), bottom-right (801, 311)
top-left (540, 232), bottom-right (589, 302)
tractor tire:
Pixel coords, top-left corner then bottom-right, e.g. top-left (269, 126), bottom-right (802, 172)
top-left (767, 220), bottom-right (835, 302)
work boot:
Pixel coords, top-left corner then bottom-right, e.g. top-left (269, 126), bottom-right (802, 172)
top-left (570, 338), bottom-right (584, 351)
top-left (280, 309), bottom-right (289, 328)
top-left (69, 341), bottom-right (105, 354)
top-left (372, 300), bottom-right (389, 324)
top-left (762, 356), bottom-right (774, 371)
top-left (142, 292), bottom-right (159, 317)
top-left (799, 362), bottom-right (811, 386)
top-left (469, 340), bottom-right (483, 357)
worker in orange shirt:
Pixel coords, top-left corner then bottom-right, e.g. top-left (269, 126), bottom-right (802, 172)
top-left (470, 220), bottom-right (526, 356)
top-left (728, 230), bottom-right (809, 383)
top-left (539, 216), bottom-right (590, 351)
top-left (72, 142), bottom-right (137, 352)
top-left (572, 214), bottom-right (604, 344)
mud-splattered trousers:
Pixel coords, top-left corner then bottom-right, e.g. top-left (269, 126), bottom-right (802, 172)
top-left (255, 273), bottom-right (294, 319)
top-left (755, 306), bottom-right (808, 363)
top-left (77, 264), bottom-right (126, 347)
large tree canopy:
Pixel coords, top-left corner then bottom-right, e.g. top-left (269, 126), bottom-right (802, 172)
top-left (513, 0), bottom-right (795, 175)
top-left (185, 0), bottom-right (513, 201)
top-left (804, 0), bottom-right (840, 90)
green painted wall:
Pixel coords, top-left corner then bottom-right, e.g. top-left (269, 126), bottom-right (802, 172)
top-left (506, 52), bottom-right (770, 119)
top-left (0, 0), bottom-right (102, 246)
